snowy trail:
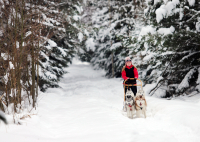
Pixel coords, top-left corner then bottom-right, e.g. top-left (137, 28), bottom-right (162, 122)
top-left (1, 59), bottom-right (200, 142)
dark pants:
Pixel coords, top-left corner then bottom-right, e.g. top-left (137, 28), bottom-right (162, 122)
top-left (124, 85), bottom-right (137, 96)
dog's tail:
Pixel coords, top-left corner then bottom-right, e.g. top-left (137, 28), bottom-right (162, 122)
top-left (0, 111), bottom-right (8, 124)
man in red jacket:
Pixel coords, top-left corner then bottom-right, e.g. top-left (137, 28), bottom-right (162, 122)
top-left (122, 57), bottom-right (138, 96)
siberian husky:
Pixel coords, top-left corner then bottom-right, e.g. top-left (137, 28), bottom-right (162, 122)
top-left (135, 90), bottom-right (147, 118)
top-left (125, 89), bottom-right (135, 119)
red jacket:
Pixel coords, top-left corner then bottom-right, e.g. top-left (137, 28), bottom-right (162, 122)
top-left (122, 65), bottom-right (138, 80)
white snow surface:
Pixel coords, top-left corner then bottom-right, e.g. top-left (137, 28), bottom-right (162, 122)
top-left (1, 58), bottom-right (200, 142)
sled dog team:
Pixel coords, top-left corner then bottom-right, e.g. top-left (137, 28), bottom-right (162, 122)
top-left (124, 89), bottom-right (147, 119)
top-left (122, 57), bottom-right (147, 119)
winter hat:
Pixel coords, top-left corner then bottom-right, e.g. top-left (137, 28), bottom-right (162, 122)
top-left (125, 57), bottom-right (131, 61)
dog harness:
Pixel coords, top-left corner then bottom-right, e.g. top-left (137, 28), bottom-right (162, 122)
top-left (128, 104), bottom-right (132, 111)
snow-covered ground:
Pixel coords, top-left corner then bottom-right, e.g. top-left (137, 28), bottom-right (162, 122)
top-left (1, 58), bottom-right (200, 142)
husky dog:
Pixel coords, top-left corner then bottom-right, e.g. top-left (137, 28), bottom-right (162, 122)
top-left (0, 110), bottom-right (7, 124)
top-left (125, 89), bottom-right (135, 119)
top-left (135, 89), bottom-right (147, 118)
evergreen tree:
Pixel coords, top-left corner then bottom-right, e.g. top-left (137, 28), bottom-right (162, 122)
top-left (0, 0), bottom-right (83, 114)
top-left (38, 0), bottom-right (82, 91)
top-left (136, 0), bottom-right (200, 96)
top-left (80, 0), bottom-right (146, 77)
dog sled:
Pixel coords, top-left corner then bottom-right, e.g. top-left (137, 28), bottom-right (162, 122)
top-left (123, 78), bottom-right (147, 118)
top-left (123, 78), bottom-right (143, 101)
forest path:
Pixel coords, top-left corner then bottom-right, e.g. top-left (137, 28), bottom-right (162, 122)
top-left (1, 58), bottom-right (200, 142)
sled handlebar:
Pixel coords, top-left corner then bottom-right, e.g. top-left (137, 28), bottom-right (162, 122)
top-left (124, 78), bottom-right (143, 87)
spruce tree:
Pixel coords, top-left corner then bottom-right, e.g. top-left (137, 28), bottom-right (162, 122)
top-left (80, 0), bottom-right (146, 77)
top-left (137, 0), bottom-right (200, 96)
top-left (38, 0), bottom-right (82, 91)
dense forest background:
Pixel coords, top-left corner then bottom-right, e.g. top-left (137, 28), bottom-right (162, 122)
top-left (0, 0), bottom-right (200, 115)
